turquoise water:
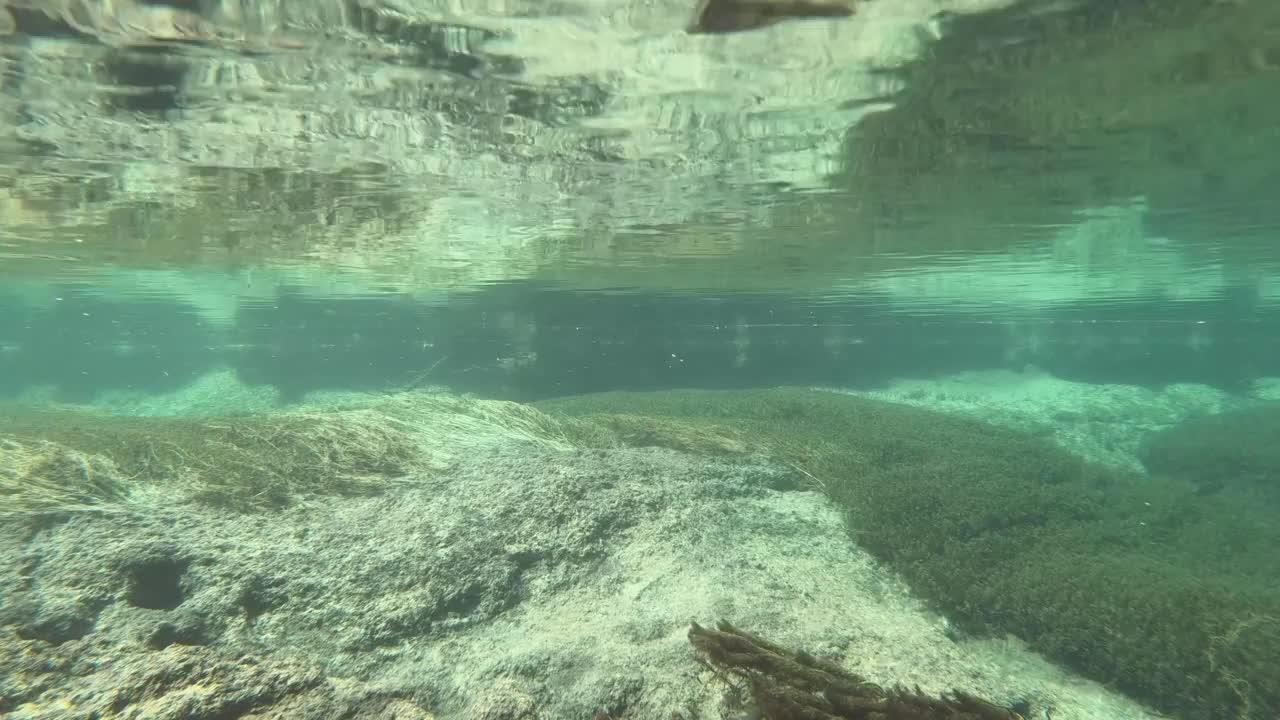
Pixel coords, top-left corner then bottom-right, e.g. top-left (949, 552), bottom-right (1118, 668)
top-left (1, 2), bottom-right (1279, 719)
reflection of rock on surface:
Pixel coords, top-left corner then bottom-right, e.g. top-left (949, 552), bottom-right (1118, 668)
top-left (688, 0), bottom-right (855, 34)
top-left (4, 0), bottom-right (220, 45)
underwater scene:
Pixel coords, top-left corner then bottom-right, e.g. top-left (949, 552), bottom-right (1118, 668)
top-left (2, 1), bottom-right (1279, 719)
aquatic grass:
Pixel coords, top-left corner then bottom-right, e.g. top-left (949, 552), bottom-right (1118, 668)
top-left (0, 393), bottom-right (584, 513)
top-left (0, 435), bottom-right (134, 517)
top-left (535, 387), bottom-right (1280, 720)
top-left (577, 413), bottom-right (752, 456)
top-left (0, 404), bottom-right (421, 510)
top-left (391, 393), bottom-right (584, 452)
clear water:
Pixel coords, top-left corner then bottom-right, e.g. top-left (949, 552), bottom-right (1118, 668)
top-left (1, 1), bottom-right (1279, 719)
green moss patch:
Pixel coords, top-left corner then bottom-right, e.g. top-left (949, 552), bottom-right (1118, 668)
top-left (1140, 402), bottom-right (1280, 503)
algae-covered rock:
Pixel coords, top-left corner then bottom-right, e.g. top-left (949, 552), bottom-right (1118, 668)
top-left (537, 388), bottom-right (1280, 720)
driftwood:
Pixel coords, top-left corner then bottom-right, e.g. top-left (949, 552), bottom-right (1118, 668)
top-left (688, 621), bottom-right (1025, 720)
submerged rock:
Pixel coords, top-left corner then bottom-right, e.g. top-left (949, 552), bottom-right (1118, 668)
top-left (0, 392), bottom-right (1164, 719)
